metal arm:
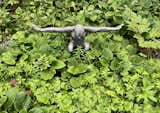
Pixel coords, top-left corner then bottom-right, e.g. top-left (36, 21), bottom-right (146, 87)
top-left (32, 24), bottom-right (74, 32)
top-left (84, 24), bottom-right (124, 32)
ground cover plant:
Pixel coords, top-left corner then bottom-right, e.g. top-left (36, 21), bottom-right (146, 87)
top-left (0, 0), bottom-right (160, 113)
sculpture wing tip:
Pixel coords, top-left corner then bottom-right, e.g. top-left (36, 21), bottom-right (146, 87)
top-left (118, 24), bottom-right (124, 29)
top-left (32, 24), bottom-right (37, 29)
top-left (32, 24), bottom-right (41, 31)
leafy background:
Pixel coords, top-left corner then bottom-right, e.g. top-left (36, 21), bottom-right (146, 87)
top-left (0, 0), bottom-right (160, 113)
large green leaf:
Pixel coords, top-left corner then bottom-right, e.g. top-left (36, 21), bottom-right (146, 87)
top-left (34, 87), bottom-right (51, 104)
top-left (14, 92), bottom-right (27, 111)
top-left (53, 60), bottom-right (66, 70)
top-left (0, 96), bottom-right (7, 108)
top-left (70, 77), bottom-right (83, 88)
top-left (67, 63), bottom-right (88, 75)
top-left (2, 87), bottom-right (18, 110)
top-left (2, 52), bottom-right (16, 65)
top-left (40, 69), bottom-right (56, 80)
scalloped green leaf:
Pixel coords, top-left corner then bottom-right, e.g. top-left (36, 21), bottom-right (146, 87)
top-left (102, 48), bottom-right (113, 60)
top-left (67, 63), bottom-right (88, 75)
top-left (110, 59), bottom-right (121, 70)
top-left (53, 60), bottom-right (66, 69)
top-left (70, 77), bottom-right (83, 88)
top-left (40, 70), bottom-right (56, 80)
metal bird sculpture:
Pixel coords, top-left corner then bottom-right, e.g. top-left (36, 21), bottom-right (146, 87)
top-left (32, 24), bottom-right (124, 52)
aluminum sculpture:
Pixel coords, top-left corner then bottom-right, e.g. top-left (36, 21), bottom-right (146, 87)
top-left (32, 24), bottom-right (123, 52)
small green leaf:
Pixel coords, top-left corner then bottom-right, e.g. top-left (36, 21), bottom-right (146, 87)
top-left (19, 108), bottom-right (28, 113)
top-left (113, 34), bottom-right (123, 41)
top-left (149, 96), bottom-right (157, 102)
top-left (110, 59), bottom-right (120, 70)
top-left (16, 7), bottom-right (22, 14)
top-left (40, 107), bottom-right (50, 113)
top-left (102, 48), bottom-right (113, 61)
top-left (90, 15), bottom-right (97, 22)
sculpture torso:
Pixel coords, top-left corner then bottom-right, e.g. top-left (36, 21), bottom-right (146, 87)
top-left (71, 25), bottom-right (85, 39)
top-left (69, 25), bottom-right (86, 49)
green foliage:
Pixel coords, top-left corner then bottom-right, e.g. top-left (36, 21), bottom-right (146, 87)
top-left (123, 4), bottom-right (160, 48)
top-left (0, 86), bottom-right (50, 113)
top-left (0, 0), bottom-right (160, 113)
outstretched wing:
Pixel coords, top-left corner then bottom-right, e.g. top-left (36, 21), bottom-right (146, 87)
top-left (32, 24), bottom-right (74, 32)
top-left (84, 24), bottom-right (124, 32)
